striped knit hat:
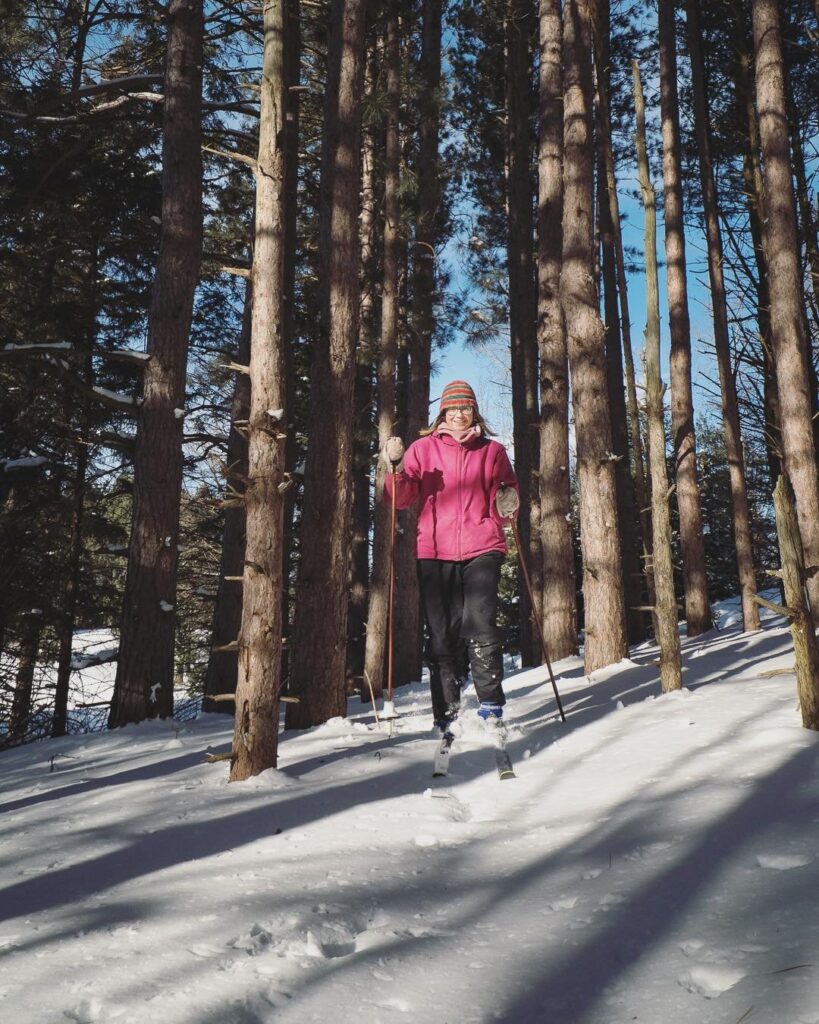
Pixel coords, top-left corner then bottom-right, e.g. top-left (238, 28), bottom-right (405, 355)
top-left (440, 380), bottom-right (477, 412)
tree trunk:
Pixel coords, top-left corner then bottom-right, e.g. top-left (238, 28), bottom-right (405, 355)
top-left (392, 248), bottom-right (420, 686)
top-left (731, 23), bottom-right (783, 491)
top-left (506, 0), bottom-right (540, 667)
top-left (658, 0), bottom-right (712, 637)
top-left (685, 0), bottom-right (759, 633)
top-left (229, 0), bottom-right (290, 781)
top-left (751, 0), bottom-right (819, 618)
top-left (592, 0), bottom-right (645, 644)
top-left (9, 611), bottom-right (43, 742)
top-left (590, 2), bottom-right (655, 629)
top-left (53, 240), bottom-right (97, 737)
top-left (633, 59), bottom-right (682, 693)
top-left (280, 0), bottom-right (301, 676)
top-left (202, 286), bottom-right (251, 714)
top-left (347, 57), bottom-right (378, 693)
top-left (537, 0), bottom-right (576, 661)
top-left (769, 475), bottom-right (819, 730)
top-left (109, 0), bottom-right (203, 727)
top-left (782, 20), bottom-right (819, 321)
top-left (347, 365), bottom-right (371, 693)
top-left (394, 0), bottom-right (443, 687)
top-left (52, 444), bottom-right (88, 736)
top-left (363, 0), bottom-right (401, 703)
top-left (561, 0), bottom-right (626, 673)
top-left (783, 69), bottom-right (819, 462)
top-left (287, 0), bottom-right (367, 727)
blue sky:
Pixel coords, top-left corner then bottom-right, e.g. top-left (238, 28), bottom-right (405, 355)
top-left (429, 181), bottom-right (721, 445)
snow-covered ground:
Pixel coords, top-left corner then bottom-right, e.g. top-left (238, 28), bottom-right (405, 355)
top-left (2, 597), bottom-right (819, 1024)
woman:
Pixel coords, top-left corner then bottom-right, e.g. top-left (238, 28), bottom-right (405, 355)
top-left (383, 380), bottom-right (519, 733)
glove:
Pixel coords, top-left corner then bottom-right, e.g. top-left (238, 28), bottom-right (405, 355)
top-left (495, 485), bottom-right (519, 519)
top-left (383, 436), bottom-right (405, 472)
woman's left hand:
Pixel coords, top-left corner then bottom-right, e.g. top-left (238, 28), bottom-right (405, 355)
top-left (495, 485), bottom-right (519, 519)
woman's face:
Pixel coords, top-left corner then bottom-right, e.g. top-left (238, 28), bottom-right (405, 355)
top-left (445, 405), bottom-right (475, 428)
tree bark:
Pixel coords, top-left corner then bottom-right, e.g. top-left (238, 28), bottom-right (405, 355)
top-left (287, 0), bottom-right (367, 727)
top-left (52, 444), bottom-right (88, 736)
top-left (537, 0), bottom-right (576, 661)
top-left (229, 0), bottom-right (290, 781)
top-left (202, 286), bottom-right (251, 714)
top-left (9, 611), bottom-right (43, 742)
top-left (109, 0), bottom-right (203, 727)
top-left (751, 0), bottom-right (819, 618)
top-left (364, 0), bottom-right (401, 702)
top-left (561, 0), bottom-right (626, 673)
top-left (685, 0), bottom-right (760, 633)
top-left (731, 21), bottom-right (783, 491)
top-left (280, 0), bottom-right (301, 673)
top-left (395, 0), bottom-right (443, 686)
top-left (506, 0), bottom-right (540, 667)
top-left (633, 59), bottom-right (682, 693)
top-left (53, 240), bottom-right (97, 737)
top-left (589, 0), bottom-right (655, 630)
top-left (783, 67), bottom-right (819, 462)
top-left (592, 0), bottom-right (645, 644)
top-left (347, 54), bottom-right (378, 692)
top-left (769, 475), bottom-right (819, 730)
top-left (658, 0), bottom-right (712, 637)
top-left (781, 17), bottom-right (819, 322)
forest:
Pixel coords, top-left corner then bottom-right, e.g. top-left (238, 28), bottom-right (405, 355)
top-left (1, 0), bottom-right (818, 779)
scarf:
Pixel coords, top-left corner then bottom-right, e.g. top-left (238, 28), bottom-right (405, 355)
top-left (436, 423), bottom-right (482, 444)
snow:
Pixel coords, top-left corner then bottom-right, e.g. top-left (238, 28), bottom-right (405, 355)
top-left (92, 385), bottom-right (137, 405)
top-left (1, 455), bottom-right (49, 470)
top-left (3, 595), bottom-right (819, 1023)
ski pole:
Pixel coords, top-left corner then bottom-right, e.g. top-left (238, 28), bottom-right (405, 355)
top-left (508, 517), bottom-right (567, 723)
top-left (383, 463), bottom-right (398, 724)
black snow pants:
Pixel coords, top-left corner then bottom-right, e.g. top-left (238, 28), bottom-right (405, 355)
top-left (417, 552), bottom-right (506, 722)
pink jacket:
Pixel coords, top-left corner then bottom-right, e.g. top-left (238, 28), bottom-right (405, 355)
top-left (384, 432), bottom-right (518, 561)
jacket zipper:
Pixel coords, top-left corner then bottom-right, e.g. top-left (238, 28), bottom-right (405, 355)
top-left (457, 444), bottom-right (464, 560)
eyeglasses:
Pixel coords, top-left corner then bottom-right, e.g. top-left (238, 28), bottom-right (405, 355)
top-left (445, 406), bottom-right (474, 416)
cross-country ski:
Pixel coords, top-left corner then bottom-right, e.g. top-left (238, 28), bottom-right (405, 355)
top-left (5, 0), bottom-right (818, 1018)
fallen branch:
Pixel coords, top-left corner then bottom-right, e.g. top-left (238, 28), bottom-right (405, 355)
top-left (751, 594), bottom-right (796, 619)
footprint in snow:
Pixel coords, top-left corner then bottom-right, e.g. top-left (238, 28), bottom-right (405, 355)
top-left (63, 999), bottom-right (117, 1023)
top-left (598, 893), bottom-right (627, 910)
top-left (677, 963), bottom-right (746, 999)
top-left (756, 853), bottom-right (812, 870)
top-left (679, 939), bottom-right (705, 957)
top-left (548, 896), bottom-right (578, 911)
top-left (375, 997), bottom-right (413, 1013)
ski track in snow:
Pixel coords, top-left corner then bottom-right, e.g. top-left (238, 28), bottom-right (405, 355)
top-left (2, 596), bottom-right (819, 1022)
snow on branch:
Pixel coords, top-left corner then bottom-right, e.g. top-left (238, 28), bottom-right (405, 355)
top-left (0, 74), bottom-right (164, 123)
top-left (38, 355), bottom-right (140, 416)
top-left (0, 343), bottom-right (150, 367)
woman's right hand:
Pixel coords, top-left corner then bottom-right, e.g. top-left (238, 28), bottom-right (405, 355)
top-left (384, 436), bottom-right (405, 471)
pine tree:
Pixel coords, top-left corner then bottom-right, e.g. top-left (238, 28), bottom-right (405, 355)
top-left (561, 0), bottom-right (626, 672)
top-left (751, 0), bottom-right (819, 618)
top-left (658, 0), bottom-right (712, 636)
top-left (110, 0), bottom-right (204, 726)
top-left (287, 0), bottom-right (367, 728)
top-left (684, 0), bottom-right (759, 632)
top-left (633, 57), bottom-right (682, 693)
top-left (537, 0), bottom-right (577, 661)
top-left (229, 0), bottom-right (290, 780)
